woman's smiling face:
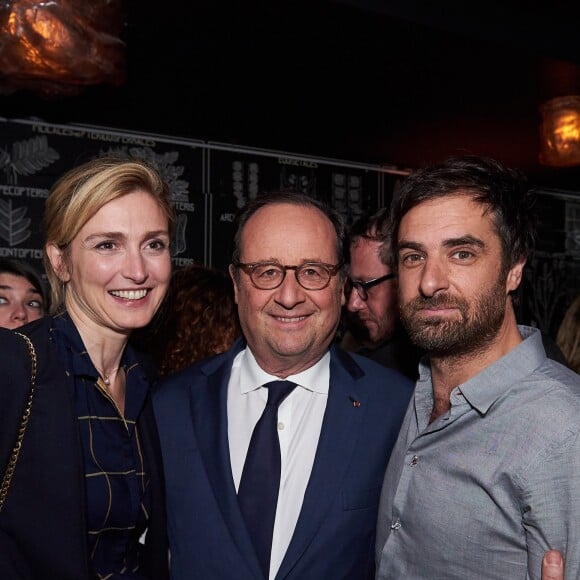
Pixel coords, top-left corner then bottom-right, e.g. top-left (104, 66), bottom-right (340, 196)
top-left (48, 190), bottom-right (172, 336)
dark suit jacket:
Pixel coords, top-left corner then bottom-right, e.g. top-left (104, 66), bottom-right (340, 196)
top-left (0, 319), bottom-right (168, 580)
top-left (153, 338), bottom-right (412, 580)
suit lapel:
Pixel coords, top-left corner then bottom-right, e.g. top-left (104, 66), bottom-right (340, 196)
top-left (276, 347), bottom-right (367, 579)
top-left (190, 341), bottom-right (263, 579)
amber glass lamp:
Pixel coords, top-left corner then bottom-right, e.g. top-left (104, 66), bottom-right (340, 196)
top-left (0, 0), bottom-right (124, 96)
top-left (539, 95), bottom-right (580, 167)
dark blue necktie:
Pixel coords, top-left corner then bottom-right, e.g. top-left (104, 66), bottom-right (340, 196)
top-left (238, 380), bottom-right (297, 579)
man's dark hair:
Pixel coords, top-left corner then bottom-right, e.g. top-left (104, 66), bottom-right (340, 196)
top-left (389, 155), bottom-right (537, 270)
top-left (231, 191), bottom-right (347, 272)
top-left (348, 208), bottom-right (392, 266)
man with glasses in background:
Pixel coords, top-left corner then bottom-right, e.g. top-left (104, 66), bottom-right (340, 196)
top-left (153, 191), bottom-right (412, 580)
top-left (341, 209), bottom-right (421, 379)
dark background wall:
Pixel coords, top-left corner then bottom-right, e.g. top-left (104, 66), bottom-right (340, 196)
top-left (3, 1), bottom-right (580, 181)
top-left (0, 117), bottom-right (395, 268)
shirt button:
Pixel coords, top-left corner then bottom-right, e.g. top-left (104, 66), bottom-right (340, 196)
top-left (277, 422), bottom-right (285, 430)
top-left (391, 519), bottom-right (401, 531)
top-left (409, 455), bottom-right (419, 466)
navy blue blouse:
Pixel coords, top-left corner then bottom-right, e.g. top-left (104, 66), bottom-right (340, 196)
top-left (51, 312), bottom-right (152, 579)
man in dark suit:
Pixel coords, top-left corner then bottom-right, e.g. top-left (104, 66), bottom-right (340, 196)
top-left (153, 192), bottom-right (412, 580)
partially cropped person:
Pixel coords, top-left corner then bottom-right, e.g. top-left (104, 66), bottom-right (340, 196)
top-left (134, 263), bottom-right (241, 377)
top-left (0, 258), bottom-right (47, 329)
top-left (0, 157), bottom-right (171, 579)
top-left (556, 294), bottom-right (580, 373)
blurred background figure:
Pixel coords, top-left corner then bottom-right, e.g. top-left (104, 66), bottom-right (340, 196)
top-left (557, 294), bottom-right (580, 373)
top-left (340, 209), bottom-right (421, 379)
top-left (0, 257), bottom-right (47, 328)
top-left (137, 264), bottom-right (241, 377)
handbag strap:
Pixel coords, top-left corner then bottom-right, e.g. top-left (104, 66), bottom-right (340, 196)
top-left (0, 331), bottom-right (38, 512)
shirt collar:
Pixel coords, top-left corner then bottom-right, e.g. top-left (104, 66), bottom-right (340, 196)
top-left (50, 311), bottom-right (150, 421)
top-left (459, 326), bottom-right (546, 414)
top-left (51, 310), bottom-right (99, 379)
top-left (237, 346), bottom-right (330, 395)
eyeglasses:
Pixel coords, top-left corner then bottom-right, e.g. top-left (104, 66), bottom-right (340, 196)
top-left (346, 273), bottom-right (395, 301)
top-left (233, 261), bottom-right (343, 290)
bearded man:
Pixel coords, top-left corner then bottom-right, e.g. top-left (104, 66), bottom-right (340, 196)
top-left (375, 156), bottom-right (580, 580)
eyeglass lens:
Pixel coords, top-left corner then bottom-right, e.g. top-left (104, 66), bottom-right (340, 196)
top-left (250, 263), bottom-right (332, 290)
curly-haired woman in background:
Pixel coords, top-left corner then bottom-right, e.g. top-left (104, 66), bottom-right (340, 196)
top-left (138, 264), bottom-right (241, 377)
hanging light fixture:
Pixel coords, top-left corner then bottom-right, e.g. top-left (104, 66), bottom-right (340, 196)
top-left (539, 95), bottom-right (580, 167)
top-left (0, 0), bottom-right (125, 96)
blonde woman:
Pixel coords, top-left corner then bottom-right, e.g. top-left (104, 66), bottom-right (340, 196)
top-left (0, 157), bottom-right (172, 579)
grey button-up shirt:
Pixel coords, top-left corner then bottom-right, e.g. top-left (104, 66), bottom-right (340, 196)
top-left (376, 326), bottom-right (580, 580)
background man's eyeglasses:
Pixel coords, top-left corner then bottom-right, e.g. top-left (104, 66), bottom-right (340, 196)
top-left (233, 261), bottom-right (343, 290)
top-left (346, 273), bottom-right (395, 301)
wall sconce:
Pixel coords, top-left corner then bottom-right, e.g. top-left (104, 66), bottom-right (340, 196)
top-left (0, 0), bottom-right (124, 96)
top-left (539, 95), bottom-right (580, 167)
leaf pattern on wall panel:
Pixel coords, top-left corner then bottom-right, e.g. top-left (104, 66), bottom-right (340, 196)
top-left (2, 136), bottom-right (59, 184)
top-left (0, 199), bottom-right (32, 246)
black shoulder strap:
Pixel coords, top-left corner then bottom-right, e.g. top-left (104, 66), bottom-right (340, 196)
top-left (0, 331), bottom-right (37, 512)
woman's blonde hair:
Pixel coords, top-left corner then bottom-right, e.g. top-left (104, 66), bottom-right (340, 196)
top-left (43, 156), bottom-right (174, 312)
top-left (556, 295), bottom-right (580, 374)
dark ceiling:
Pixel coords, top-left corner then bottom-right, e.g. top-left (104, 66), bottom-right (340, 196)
top-left (3, 0), bottom-right (580, 189)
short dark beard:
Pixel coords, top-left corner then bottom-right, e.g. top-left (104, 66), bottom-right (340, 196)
top-left (400, 275), bottom-right (508, 357)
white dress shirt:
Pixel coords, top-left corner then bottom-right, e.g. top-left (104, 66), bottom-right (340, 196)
top-left (228, 347), bottom-right (330, 580)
